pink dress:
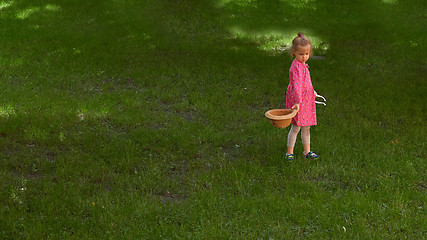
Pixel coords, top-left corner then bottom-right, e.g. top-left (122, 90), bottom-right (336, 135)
top-left (286, 59), bottom-right (317, 126)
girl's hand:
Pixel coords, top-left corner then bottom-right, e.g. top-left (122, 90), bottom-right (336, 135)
top-left (292, 103), bottom-right (300, 111)
top-left (314, 90), bottom-right (318, 96)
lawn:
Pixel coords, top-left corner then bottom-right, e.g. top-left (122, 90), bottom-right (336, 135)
top-left (0, 0), bottom-right (426, 239)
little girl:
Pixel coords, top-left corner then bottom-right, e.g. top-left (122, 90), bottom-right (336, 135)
top-left (285, 33), bottom-right (319, 161)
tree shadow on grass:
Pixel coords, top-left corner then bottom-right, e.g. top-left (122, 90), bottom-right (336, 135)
top-left (1, 0), bottom-right (424, 78)
top-left (0, 0), bottom-right (425, 162)
top-left (1, 0), bottom-right (425, 169)
top-left (0, 2), bottom-right (426, 238)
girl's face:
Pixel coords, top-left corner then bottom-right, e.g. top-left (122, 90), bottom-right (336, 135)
top-left (293, 45), bottom-right (311, 64)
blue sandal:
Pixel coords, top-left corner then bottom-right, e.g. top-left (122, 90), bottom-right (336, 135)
top-left (285, 153), bottom-right (294, 161)
top-left (305, 151), bottom-right (319, 159)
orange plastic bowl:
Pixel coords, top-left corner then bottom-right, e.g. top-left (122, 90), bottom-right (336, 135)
top-left (265, 109), bottom-right (297, 129)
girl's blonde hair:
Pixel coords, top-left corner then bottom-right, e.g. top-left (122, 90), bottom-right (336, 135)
top-left (291, 32), bottom-right (312, 57)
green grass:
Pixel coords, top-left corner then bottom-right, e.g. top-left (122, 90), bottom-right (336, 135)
top-left (1, 0), bottom-right (426, 238)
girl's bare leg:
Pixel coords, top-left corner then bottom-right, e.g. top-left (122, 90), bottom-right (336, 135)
top-left (287, 124), bottom-right (301, 154)
top-left (301, 126), bottom-right (311, 155)
top-left (303, 144), bottom-right (311, 156)
top-left (287, 146), bottom-right (294, 155)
